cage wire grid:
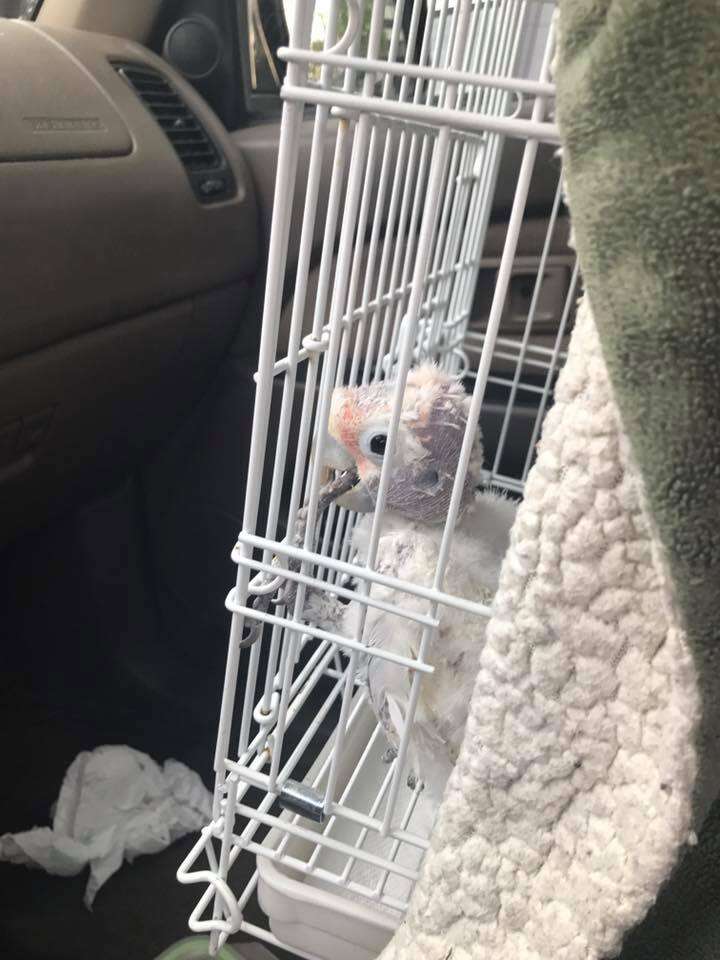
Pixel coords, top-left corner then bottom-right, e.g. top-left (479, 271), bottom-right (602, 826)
top-left (177, 0), bottom-right (575, 954)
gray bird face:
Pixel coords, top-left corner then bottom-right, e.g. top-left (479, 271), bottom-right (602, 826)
top-left (322, 365), bottom-right (482, 524)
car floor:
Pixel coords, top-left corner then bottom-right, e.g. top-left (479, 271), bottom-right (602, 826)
top-left (0, 487), bottom-right (300, 960)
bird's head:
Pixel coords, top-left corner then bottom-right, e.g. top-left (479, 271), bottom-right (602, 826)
top-left (322, 364), bottom-right (482, 523)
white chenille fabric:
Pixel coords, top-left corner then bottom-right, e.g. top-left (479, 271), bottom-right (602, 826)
top-left (380, 297), bottom-right (700, 960)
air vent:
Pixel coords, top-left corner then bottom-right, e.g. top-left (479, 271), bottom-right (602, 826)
top-left (115, 62), bottom-right (235, 204)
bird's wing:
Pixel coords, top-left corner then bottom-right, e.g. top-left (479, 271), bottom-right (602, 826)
top-left (348, 518), bottom-right (486, 790)
top-left (363, 641), bottom-right (405, 753)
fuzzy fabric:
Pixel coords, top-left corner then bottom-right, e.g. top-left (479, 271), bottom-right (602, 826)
top-left (379, 297), bottom-right (699, 960)
top-left (555, 0), bottom-right (720, 827)
top-left (377, 2), bottom-right (720, 956)
top-left (553, 0), bottom-right (720, 827)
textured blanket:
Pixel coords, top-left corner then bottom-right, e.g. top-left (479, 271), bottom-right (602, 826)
top-left (381, 296), bottom-right (697, 960)
top-left (380, 1), bottom-right (720, 957)
top-left (554, 0), bottom-right (720, 828)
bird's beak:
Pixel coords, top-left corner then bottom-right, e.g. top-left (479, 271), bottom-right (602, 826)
top-left (321, 435), bottom-right (375, 513)
top-left (322, 434), bottom-right (355, 471)
top-left (335, 481), bottom-right (375, 513)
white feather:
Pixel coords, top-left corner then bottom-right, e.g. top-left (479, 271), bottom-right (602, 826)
top-left (346, 488), bottom-right (517, 805)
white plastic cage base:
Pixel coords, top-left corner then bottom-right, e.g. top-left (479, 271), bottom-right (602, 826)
top-left (177, 0), bottom-right (575, 956)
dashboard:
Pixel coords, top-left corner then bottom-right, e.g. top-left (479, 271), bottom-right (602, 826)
top-left (0, 17), bottom-right (258, 541)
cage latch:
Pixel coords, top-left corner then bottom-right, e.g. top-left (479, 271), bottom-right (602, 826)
top-left (278, 779), bottom-right (326, 823)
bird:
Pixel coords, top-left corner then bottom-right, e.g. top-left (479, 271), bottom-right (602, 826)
top-left (310, 363), bottom-right (518, 803)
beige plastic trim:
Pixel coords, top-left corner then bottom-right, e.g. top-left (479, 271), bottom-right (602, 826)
top-left (0, 21), bottom-right (132, 161)
top-left (0, 20), bottom-right (257, 364)
top-left (37, 0), bottom-right (163, 42)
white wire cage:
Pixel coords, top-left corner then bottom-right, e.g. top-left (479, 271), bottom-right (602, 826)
top-left (178, 0), bottom-right (576, 955)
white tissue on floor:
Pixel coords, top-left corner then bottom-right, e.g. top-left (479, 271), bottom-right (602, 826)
top-left (0, 745), bottom-right (212, 906)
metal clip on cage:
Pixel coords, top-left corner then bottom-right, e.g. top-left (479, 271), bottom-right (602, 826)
top-left (177, 1), bottom-right (575, 956)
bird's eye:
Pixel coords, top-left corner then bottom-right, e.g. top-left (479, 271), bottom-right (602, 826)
top-left (369, 433), bottom-right (387, 456)
top-left (358, 428), bottom-right (389, 461)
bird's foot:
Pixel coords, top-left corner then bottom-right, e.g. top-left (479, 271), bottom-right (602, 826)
top-left (381, 746), bottom-right (397, 764)
top-left (407, 773), bottom-right (424, 792)
top-left (302, 591), bottom-right (346, 630)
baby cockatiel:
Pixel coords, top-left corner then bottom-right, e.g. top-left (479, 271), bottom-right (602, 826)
top-left (320, 364), bottom-right (517, 802)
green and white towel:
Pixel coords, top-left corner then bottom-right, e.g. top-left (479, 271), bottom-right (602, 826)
top-left (381, 2), bottom-right (720, 958)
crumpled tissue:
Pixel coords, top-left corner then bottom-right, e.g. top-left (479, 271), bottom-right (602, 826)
top-left (0, 745), bottom-right (212, 906)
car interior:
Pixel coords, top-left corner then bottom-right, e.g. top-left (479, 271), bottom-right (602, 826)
top-left (0, 1), bottom-right (572, 957)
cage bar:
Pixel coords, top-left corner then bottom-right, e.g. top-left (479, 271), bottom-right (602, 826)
top-left (178, 2), bottom-right (574, 955)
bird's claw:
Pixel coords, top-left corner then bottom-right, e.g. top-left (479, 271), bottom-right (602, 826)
top-left (252, 470), bottom-right (360, 620)
top-left (239, 617), bottom-right (264, 649)
top-left (273, 586), bottom-right (295, 609)
top-left (381, 747), bottom-right (397, 764)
